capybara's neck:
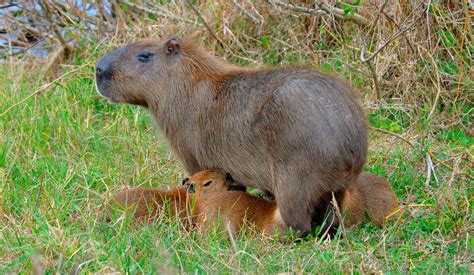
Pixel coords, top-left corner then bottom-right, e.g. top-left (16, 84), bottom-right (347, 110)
top-left (148, 41), bottom-right (243, 137)
top-left (180, 41), bottom-right (242, 82)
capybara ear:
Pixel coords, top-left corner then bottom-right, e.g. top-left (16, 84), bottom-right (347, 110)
top-left (225, 172), bottom-right (247, 192)
top-left (225, 172), bottom-right (234, 182)
top-left (165, 38), bottom-right (180, 55)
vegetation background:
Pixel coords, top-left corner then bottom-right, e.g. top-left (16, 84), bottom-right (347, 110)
top-left (1, 0), bottom-right (472, 273)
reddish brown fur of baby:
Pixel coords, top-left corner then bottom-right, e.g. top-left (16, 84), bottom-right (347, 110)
top-left (341, 173), bottom-right (399, 227)
top-left (108, 187), bottom-right (189, 222)
top-left (184, 170), bottom-right (285, 236)
top-left (106, 171), bottom-right (398, 236)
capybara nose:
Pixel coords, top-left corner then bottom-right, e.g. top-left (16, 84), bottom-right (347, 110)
top-left (95, 63), bottom-right (110, 79)
top-left (96, 54), bottom-right (113, 79)
top-left (185, 183), bottom-right (195, 193)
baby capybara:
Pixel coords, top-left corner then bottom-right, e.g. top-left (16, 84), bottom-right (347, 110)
top-left (107, 170), bottom-right (398, 236)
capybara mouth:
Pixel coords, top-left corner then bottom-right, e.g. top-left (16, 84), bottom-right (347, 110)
top-left (94, 78), bottom-right (108, 97)
top-left (94, 77), bottom-right (116, 101)
top-left (95, 53), bottom-right (116, 99)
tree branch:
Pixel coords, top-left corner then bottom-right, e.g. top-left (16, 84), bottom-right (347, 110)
top-left (267, 0), bottom-right (369, 27)
top-left (360, 0), bottom-right (431, 62)
top-left (121, 1), bottom-right (202, 26)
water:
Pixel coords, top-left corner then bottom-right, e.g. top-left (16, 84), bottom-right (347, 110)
top-left (0, 1), bottom-right (114, 58)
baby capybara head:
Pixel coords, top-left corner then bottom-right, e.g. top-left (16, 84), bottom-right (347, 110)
top-left (95, 38), bottom-right (182, 107)
top-left (183, 170), bottom-right (236, 196)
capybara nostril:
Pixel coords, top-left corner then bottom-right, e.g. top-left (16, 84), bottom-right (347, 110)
top-left (184, 183), bottom-right (195, 193)
top-left (95, 53), bottom-right (115, 79)
top-left (95, 62), bottom-right (110, 78)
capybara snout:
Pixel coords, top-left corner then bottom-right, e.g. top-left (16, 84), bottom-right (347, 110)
top-left (95, 39), bottom-right (180, 107)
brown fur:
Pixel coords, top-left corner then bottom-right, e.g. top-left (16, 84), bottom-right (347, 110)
top-left (107, 170), bottom-right (399, 235)
top-left (184, 170), bottom-right (399, 235)
top-left (184, 169), bottom-right (285, 236)
top-left (96, 37), bottom-right (369, 235)
top-left (340, 173), bottom-right (399, 227)
top-left (108, 186), bottom-right (190, 222)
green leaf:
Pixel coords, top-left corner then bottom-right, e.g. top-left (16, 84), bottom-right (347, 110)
top-left (259, 36), bottom-right (270, 48)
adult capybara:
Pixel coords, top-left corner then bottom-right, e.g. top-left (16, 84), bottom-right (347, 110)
top-left (95, 37), bottom-right (368, 236)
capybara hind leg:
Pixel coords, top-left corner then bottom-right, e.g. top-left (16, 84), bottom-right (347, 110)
top-left (274, 185), bottom-right (313, 237)
top-left (275, 192), bottom-right (312, 237)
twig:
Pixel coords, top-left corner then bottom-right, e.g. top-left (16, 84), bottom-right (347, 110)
top-left (40, 0), bottom-right (72, 54)
top-left (419, 46), bottom-right (442, 120)
top-left (93, 1), bottom-right (116, 28)
top-left (424, 152), bottom-right (436, 186)
top-left (1, 63), bottom-right (91, 117)
top-left (360, 0), bottom-right (431, 62)
top-left (230, 0), bottom-right (262, 25)
top-left (427, 149), bottom-right (473, 181)
top-left (370, 126), bottom-right (416, 149)
top-left (331, 193), bottom-right (351, 251)
top-left (362, 0), bottom-right (388, 99)
top-left (371, 0), bottom-right (389, 33)
top-left (0, 35), bottom-right (29, 47)
top-left (111, 0), bottom-right (127, 31)
top-left (386, 203), bottom-right (433, 220)
top-left (0, 3), bottom-right (17, 9)
top-left (122, 1), bottom-right (202, 26)
top-left (380, 7), bottom-right (415, 53)
top-left (366, 58), bottom-right (380, 99)
top-left (267, 0), bottom-right (369, 27)
top-left (5, 35), bottom-right (47, 56)
top-left (3, 16), bottom-right (56, 40)
top-left (185, 0), bottom-right (227, 51)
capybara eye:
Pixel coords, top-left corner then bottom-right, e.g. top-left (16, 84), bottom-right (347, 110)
top-left (137, 52), bottom-right (154, 62)
top-left (203, 180), bottom-right (212, 186)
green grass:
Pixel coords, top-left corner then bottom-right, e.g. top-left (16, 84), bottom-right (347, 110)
top-left (0, 57), bottom-right (471, 273)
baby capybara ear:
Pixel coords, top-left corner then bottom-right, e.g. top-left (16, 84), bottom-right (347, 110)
top-left (165, 38), bottom-right (180, 55)
top-left (225, 172), bottom-right (247, 192)
top-left (225, 172), bottom-right (233, 182)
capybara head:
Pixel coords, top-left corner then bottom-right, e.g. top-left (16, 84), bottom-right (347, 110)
top-left (95, 38), bottom-right (183, 107)
top-left (183, 170), bottom-right (235, 196)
